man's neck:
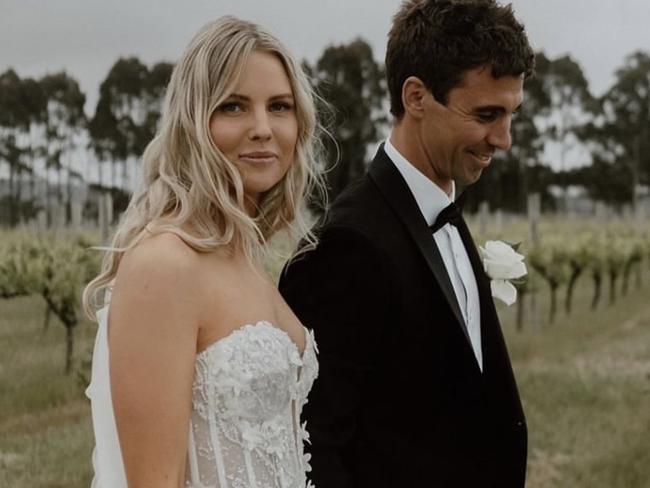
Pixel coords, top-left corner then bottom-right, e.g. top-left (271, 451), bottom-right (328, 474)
top-left (389, 121), bottom-right (452, 197)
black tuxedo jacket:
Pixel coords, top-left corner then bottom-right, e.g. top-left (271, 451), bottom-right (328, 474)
top-left (279, 147), bottom-right (527, 488)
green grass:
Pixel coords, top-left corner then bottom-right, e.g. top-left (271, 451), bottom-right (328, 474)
top-left (499, 267), bottom-right (650, 487)
top-left (1, 266), bottom-right (649, 487)
top-left (0, 295), bottom-right (95, 487)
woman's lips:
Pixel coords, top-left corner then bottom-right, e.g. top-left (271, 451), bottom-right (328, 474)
top-left (239, 151), bottom-right (278, 165)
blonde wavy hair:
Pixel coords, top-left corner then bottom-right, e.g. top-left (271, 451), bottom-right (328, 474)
top-left (83, 16), bottom-right (327, 319)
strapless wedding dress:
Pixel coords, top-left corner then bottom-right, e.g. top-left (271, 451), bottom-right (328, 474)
top-left (85, 306), bottom-right (318, 488)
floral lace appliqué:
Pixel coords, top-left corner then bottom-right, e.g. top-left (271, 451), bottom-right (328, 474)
top-left (186, 321), bottom-right (318, 488)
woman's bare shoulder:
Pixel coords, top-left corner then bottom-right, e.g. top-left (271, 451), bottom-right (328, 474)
top-left (112, 232), bottom-right (204, 308)
top-left (123, 232), bottom-right (199, 267)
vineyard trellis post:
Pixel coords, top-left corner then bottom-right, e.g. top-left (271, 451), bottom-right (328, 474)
top-left (37, 209), bottom-right (47, 232)
top-left (528, 193), bottom-right (541, 330)
top-left (71, 201), bottom-right (82, 233)
top-left (98, 192), bottom-right (113, 244)
top-left (52, 204), bottom-right (66, 240)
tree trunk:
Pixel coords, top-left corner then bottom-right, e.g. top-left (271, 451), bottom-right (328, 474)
top-left (549, 282), bottom-right (558, 324)
top-left (565, 267), bottom-right (582, 315)
top-left (98, 160), bottom-right (104, 188)
top-left (8, 162), bottom-right (16, 225)
top-left (591, 271), bottom-right (602, 310)
top-left (609, 271), bottom-right (618, 305)
top-left (15, 165), bottom-right (23, 223)
top-left (30, 166), bottom-right (36, 207)
top-left (122, 159), bottom-right (129, 192)
top-left (58, 165), bottom-right (64, 209)
top-left (66, 162), bottom-right (73, 225)
top-left (45, 165), bottom-right (52, 228)
top-left (65, 323), bottom-right (75, 374)
top-left (111, 159), bottom-right (117, 190)
top-left (43, 304), bottom-right (51, 331)
top-left (516, 287), bottom-right (526, 332)
top-left (623, 259), bottom-right (640, 296)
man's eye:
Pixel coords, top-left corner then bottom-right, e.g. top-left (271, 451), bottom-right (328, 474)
top-left (218, 102), bottom-right (243, 113)
top-left (477, 112), bottom-right (498, 122)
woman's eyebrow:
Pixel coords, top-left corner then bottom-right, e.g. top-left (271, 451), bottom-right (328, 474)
top-left (269, 93), bottom-right (294, 101)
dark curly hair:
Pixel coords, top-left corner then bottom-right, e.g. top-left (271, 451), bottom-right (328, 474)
top-left (386, 0), bottom-right (535, 117)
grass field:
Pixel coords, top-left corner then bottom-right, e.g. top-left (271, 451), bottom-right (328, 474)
top-left (1, 266), bottom-right (649, 487)
top-left (0, 295), bottom-right (95, 487)
top-left (499, 265), bottom-right (650, 488)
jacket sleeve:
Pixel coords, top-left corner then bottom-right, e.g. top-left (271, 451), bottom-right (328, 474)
top-left (279, 226), bottom-right (392, 488)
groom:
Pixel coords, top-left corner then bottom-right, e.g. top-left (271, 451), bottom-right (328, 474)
top-left (280, 0), bottom-right (535, 486)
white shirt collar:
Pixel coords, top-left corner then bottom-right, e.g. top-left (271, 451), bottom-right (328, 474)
top-left (384, 137), bottom-right (455, 227)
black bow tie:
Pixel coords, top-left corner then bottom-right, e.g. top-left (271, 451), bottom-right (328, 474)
top-left (430, 191), bottom-right (467, 233)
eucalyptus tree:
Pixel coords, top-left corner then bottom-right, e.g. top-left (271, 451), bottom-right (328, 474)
top-left (0, 134), bottom-right (28, 224)
top-left (307, 38), bottom-right (387, 205)
top-left (20, 77), bottom-right (47, 208)
top-left (138, 62), bottom-right (174, 153)
top-left (571, 52), bottom-right (650, 208)
top-left (543, 56), bottom-right (596, 165)
top-left (0, 70), bottom-right (24, 225)
top-left (89, 58), bottom-right (173, 218)
top-left (0, 70), bottom-right (46, 225)
top-left (540, 55), bottom-right (598, 211)
top-left (39, 72), bottom-right (86, 221)
top-left (90, 57), bottom-right (147, 193)
top-left (600, 51), bottom-right (650, 208)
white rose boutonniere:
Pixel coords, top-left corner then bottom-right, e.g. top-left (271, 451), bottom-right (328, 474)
top-left (479, 240), bottom-right (527, 306)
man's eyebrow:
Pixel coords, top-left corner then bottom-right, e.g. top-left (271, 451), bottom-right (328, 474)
top-left (473, 103), bottom-right (522, 113)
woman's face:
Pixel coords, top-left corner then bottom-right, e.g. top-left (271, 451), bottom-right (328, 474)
top-left (210, 50), bottom-right (298, 213)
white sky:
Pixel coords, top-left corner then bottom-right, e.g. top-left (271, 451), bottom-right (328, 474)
top-left (1, 0), bottom-right (649, 116)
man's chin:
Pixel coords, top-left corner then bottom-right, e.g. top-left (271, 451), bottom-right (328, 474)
top-left (458, 170), bottom-right (483, 186)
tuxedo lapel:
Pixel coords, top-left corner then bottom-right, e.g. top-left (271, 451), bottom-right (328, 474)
top-left (455, 216), bottom-right (493, 309)
top-left (456, 214), bottom-right (512, 376)
top-left (368, 147), bottom-right (470, 346)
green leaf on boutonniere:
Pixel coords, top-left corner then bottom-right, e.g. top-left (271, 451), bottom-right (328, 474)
top-left (510, 276), bottom-right (528, 286)
top-left (502, 240), bottom-right (522, 253)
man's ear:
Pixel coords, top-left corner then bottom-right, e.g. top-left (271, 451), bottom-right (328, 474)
top-left (401, 76), bottom-right (428, 119)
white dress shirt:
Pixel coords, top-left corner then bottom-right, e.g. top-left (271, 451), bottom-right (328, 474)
top-left (384, 139), bottom-right (483, 371)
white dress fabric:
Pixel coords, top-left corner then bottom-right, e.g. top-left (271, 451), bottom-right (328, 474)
top-left (85, 306), bottom-right (318, 488)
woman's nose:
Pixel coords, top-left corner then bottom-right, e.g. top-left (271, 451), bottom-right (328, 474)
top-left (249, 109), bottom-right (272, 141)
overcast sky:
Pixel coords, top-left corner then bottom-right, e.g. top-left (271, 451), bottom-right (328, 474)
top-left (2, 0), bottom-right (649, 115)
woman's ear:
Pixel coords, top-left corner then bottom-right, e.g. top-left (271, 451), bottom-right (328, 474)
top-left (401, 76), bottom-right (428, 119)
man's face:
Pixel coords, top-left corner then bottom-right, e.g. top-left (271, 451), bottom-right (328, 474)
top-left (419, 65), bottom-right (524, 191)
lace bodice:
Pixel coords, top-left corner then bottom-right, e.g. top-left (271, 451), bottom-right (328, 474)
top-left (86, 310), bottom-right (318, 488)
top-left (186, 322), bottom-right (318, 488)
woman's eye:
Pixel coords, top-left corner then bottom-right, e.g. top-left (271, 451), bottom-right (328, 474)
top-left (269, 102), bottom-right (293, 113)
top-left (219, 102), bottom-right (243, 113)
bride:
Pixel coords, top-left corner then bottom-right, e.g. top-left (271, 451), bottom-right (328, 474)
top-left (83, 16), bottom-right (326, 487)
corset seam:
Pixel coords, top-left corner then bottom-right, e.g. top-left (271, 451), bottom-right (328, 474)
top-left (244, 449), bottom-right (258, 488)
top-left (187, 419), bottom-right (200, 483)
top-left (208, 408), bottom-right (229, 488)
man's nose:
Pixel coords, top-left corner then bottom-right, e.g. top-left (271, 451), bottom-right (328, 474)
top-left (487, 117), bottom-right (512, 151)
